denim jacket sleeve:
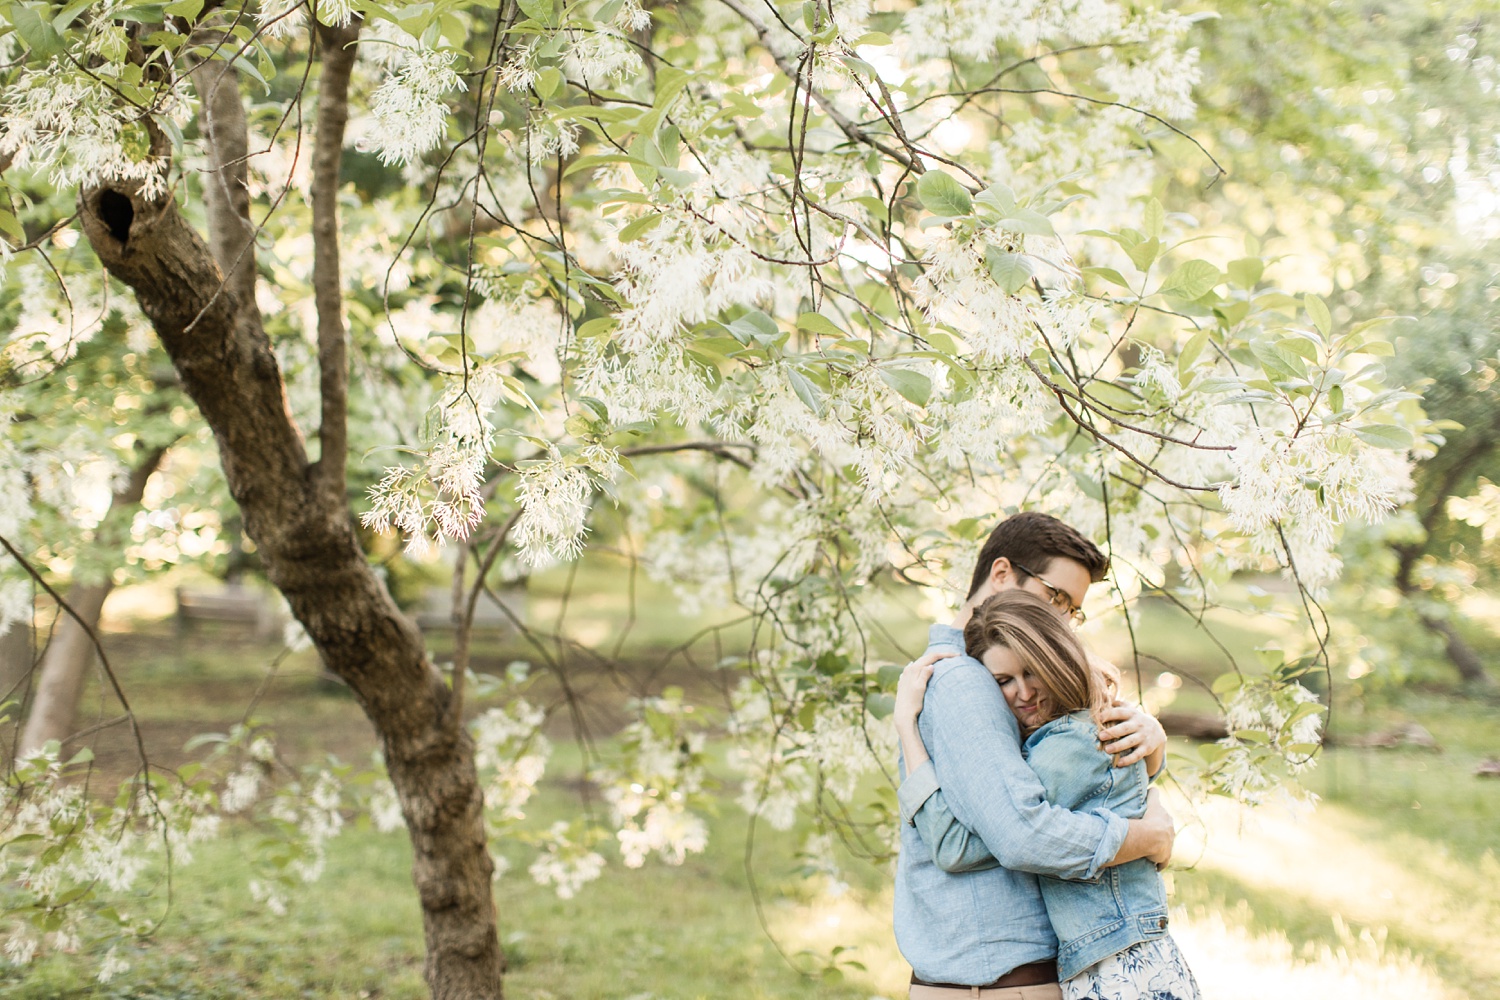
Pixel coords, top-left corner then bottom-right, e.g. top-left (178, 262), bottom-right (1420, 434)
top-left (909, 626), bottom-right (1128, 880)
top-left (1022, 716), bottom-right (1115, 812)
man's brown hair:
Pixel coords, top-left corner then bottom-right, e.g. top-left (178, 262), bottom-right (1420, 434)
top-left (965, 511), bottom-right (1109, 600)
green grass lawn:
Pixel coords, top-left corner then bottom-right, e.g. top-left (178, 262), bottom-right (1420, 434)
top-left (3, 767), bottom-right (896, 1000)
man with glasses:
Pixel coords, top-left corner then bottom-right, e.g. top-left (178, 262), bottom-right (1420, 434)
top-left (892, 511), bottom-right (1174, 999)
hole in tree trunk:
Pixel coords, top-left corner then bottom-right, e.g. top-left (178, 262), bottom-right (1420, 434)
top-left (97, 190), bottom-right (135, 245)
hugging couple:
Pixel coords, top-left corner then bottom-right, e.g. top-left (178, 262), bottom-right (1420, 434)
top-left (891, 511), bottom-right (1200, 1000)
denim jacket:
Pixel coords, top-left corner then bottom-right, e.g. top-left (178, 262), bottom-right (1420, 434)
top-left (902, 710), bottom-right (1169, 981)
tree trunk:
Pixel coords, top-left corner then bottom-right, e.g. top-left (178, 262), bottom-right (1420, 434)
top-left (78, 52), bottom-right (504, 1000)
top-left (20, 583), bottom-right (111, 753)
top-left (1416, 614), bottom-right (1493, 688)
top-left (19, 447), bottom-right (165, 754)
top-left (0, 619), bottom-right (33, 712)
top-left (1389, 433), bottom-right (1497, 689)
top-left (1392, 548), bottom-right (1493, 689)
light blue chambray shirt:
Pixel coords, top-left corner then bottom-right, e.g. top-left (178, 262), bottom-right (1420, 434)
top-left (892, 624), bottom-right (1130, 986)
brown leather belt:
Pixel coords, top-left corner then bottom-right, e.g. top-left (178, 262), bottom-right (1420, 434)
top-left (912, 960), bottom-right (1059, 990)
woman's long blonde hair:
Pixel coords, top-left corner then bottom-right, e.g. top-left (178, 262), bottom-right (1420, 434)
top-left (962, 590), bottom-right (1112, 729)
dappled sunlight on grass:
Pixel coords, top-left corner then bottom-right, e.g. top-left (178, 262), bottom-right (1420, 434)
top-left (762, 879), bottom-right (907, 997)
top-left (1171, 790), bottom-right (1498, 997)
top-left (1172, 906), bottom-right (1454, 1000)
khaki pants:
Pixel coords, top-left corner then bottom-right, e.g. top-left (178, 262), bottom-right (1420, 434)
top-left (909, 983), bottom-right (1064, 1000)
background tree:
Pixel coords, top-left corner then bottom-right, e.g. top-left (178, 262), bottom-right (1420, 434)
top-left (1181, 0), bottom-right (1500, 687)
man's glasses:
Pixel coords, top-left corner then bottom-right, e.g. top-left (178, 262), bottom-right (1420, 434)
top-left (1011, 561), bottom-right (1086, 624)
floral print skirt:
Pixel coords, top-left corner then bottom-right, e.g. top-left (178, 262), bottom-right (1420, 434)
top-left (1062, 935), bottom-right (1201, 1000)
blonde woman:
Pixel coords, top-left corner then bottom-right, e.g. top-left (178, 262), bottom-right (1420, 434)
top-left (895, 590), bottom-right (1200, 1000)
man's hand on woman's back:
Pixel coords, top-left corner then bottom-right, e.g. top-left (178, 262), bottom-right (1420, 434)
top-left (1096, 702), bottom-right (1168, 771)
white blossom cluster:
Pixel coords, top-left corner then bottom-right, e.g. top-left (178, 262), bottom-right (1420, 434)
top-left (1202, 674), bottom-right (1327, 804)
top-left (729, 676), bottom-right (814, 831)
top-left (511, 447), bottom-right (615, 567)
top-left (363, 35), bottom-right (467, 166)
top-left (361, 365), bottom-right (507, 555)
top-left (1094, 9), bottom-right (1204, 120)
top-left (1220, 426), bottom-right (1414, 587)
top-left (0, 745), bottom-right (204, 981)
top-left (0, 64), bottom-right (185, 201)
top-left (471, 700), bottom-right (551, 822)
top-left (601, 697), bottom-right (710, 869)
top-left (527, 821), bottom-right (606, 899)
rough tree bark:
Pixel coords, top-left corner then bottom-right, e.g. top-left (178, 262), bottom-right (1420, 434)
top-left (18, 446), bottom-right (166, 755)
top-left (76, 37), bottom-right (505, 999)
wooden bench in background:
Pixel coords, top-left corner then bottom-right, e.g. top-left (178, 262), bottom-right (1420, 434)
top-left (175, 584), bottom-right (285, 641)
top-left (413, 585), bottom-right (525, 636)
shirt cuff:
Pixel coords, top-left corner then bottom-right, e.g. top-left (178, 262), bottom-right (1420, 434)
top-left (898, 759), bottom-right (941, 826)
top-left (1086, 811), bottom-right (1131, 880)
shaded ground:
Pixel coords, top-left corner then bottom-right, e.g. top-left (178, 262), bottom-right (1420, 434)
top-left (2, 616), bottom-right (756, 791)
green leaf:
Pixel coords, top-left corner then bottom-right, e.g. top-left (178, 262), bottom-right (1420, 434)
top-left (851, 195), bottom-right (890, 223)
top-left (973, 185), bottom-right (1016, 219)
top-left (1251, 338), bottom-right (1304, 379)
top-left (8, 5), bottom-right (64, 57)
top-left (576, 317), bottom-right (617, 340)
top-left (0, 210), bottom-right (24, 245)
top-left (562, 152), bottom-right (653, 178)
top-left (1353, 424), bottom-right (1413, 450)
top-left (1124, 237), bottom-right (1162, 272)
top-left (917, 169), bottom-right (972, 218)
top-left (796, 312), bottom-right (842, 337)
top-left (878, 367), bottom-right (932, 406)
top-left (1328, 384), bottom-right (1344, 414)
top-left (1084, 380), bottom-right (1141, 414)
top-left (1084, 266), bottom-right (1133, 290)
top-left (1281, 702), bottom-right (1326, 731)
top-left (534, 67), bottom-right (563, 99)
top-left (1279, 336), bottom-right (1318, 361)
top-left (876, 663), bottom-right (903, 690)
top-left (1143, 198), bottom-right (1165, 239)
top-left (726, 310), bottom-right (778, 344)
top-left (997, 207), bottom-right (1056, 237)
top-left (1072, 471), bottom-right (1104, 501)
top-left (1178, 329), bottom-right (1209, 374)
top-left (786, 366), bottom-right (823, 415)
top-left (1226, 256), bottom-right (1263, 289)
top-left (163, 0), bottom-right (204, 19)
top-left (1211, 672), bottom-right (1243, 696)
top-left (1158, 260), bottom-right (1223, 300)
top-left (1304, 293), bottom-right (1333, 338)
top-left (516, 0), bottom-right (553, 24)
top-left (985, 247), bottom-right (1035, 294)
top-left (53, 0), bottom-right (97, 30)
top-left (1215, 300), bottom-right (1250, 327)
top-left (865, 692), bottom-right (896, 720)
top-left (65, 747), bottom-right (94, 766)
top-left (657, 166), bottom-right (699, 189)
top-left (617, 213), bottom-right (665, 242)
